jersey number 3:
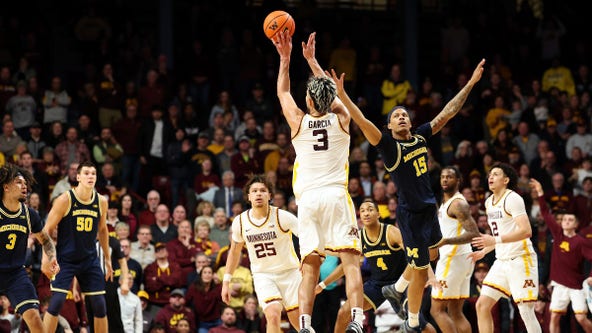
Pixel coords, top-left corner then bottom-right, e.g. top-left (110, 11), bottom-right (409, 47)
top-left (412, 156), bottom-right (427, 177)
top-left (313, 129), bottom-right (328, 151)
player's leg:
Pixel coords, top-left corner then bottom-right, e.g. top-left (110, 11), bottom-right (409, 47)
top-left (44, 262), bottom-right (75, 333)
top-left (476, 261), bottom-right (508, 333)
top-left (516, 302), bottom-right (542, 333)
top-left (449, 299), bottom-right (471, 333)
top-left (21, 308), bottom-right (44, 333)
top-left (78, 257), bottom-right (109, 333)
top-left (430, 299), bottom-right (455, 333)
top-left (475, 293), bottom-right (498, 333)
top-left (510, 253), bottom-right (541, 333)
top-left (264, 302), bottom-right (285, 333)
top-left (6, 269), bottom-right (44, 333)
top-left (407, 266), bottom-right (428, 329)
top-left (570, 287), bottom-right (592, 332)
top-left (334, 293), bottom-right (374, 333)
top-left (287, 308), bottom-right (300, 332)
top-left (299, 253), bottom-right (321, 332)
top-left (548, 283), bottom-right (569, 333)
top-left (86, 294), bottom-right (108, 333)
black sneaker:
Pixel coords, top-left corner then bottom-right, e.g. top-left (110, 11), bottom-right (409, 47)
top-left (399, 320), bottom-right (421, 333)
top-left (345, 321), bottom-right (363, 333)
top-left (382, 284), bottom-right (406, 318)
top-left (299, 328), bottom-right (312, 333)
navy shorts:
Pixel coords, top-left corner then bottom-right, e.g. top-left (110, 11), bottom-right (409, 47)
top-left (0, 267), bottom-right (39, 314)
top-left (396, 204), bottom-right (442, 268)
top-left (52, 256), bottom-right (105, 295)
top-left (363, 279), bottom-right (394, 310)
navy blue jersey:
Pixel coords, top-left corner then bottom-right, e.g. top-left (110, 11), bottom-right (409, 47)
top-left (376, 123), bottom-right (436, 211)
top-left (362, 223), bottom-right (406, 282)
top-left (57, 189), bottom-right (101, 262)
top-left (0, 203), bottom-right (43, 271)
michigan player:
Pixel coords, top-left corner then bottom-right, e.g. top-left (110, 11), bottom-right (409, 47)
top-left (273, 31), bottom-right (364, 333)
top-left (43, 161), bottom-right (113, 333)
top-left (0, 164), bottom-right (59, 333)
top-left (329, 59), bottom-right (484, 332)
top-left (431, 166), bottom-right (479, 333)
top-left (471, 163), bottom-right (541, 333)
top-left (222, 175), bottom-right (300, 333)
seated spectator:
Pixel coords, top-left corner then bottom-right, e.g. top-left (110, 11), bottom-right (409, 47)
top-left (120, 238), bottom-right (143, 293)
top-left (565, 119), bottom-right (592, 158)
top-left (209, 306), bottom-right (247, 333)
top-left (154, 289), bottom-right (196, 333)
top-left (195, 200), bottom-right (215, 227)
top-left (230, 136), bottom-right (262, 189)
top-left (27, 121), bottom-right (46, 161)
top-left (166, 220), bottom-right (199, 277)
top-left (569, 157), bottom-right (592, 196)
top-left (131, 225), bottom-right (156, 269)
top-left (119, 193), bottom-right (138, 240)
top-left (186, 266), bottom-right (223, 333)
top-left (144, 243), bottom-right (184, 306)
top-left (115, 221), bottom-right (131, 241)
top-left (0, 120), bottom-right (23, 159)
top-left (186, 253), bottom-right (212, 287)
top-left (38, 146), bottom-right (61, 197)
top-left (175, 318), bottom-right (193, 333)
top-left (0, 292), bottom-right (22, 331)
top-left (236, 295), bottom-right (266, 333)
top-left (54, 126), bottom-right (91, 171)
top-left (210, 208), bottom-right (231, 249)
top-left (106, 201), bottom-right (122, 237)
top-left (213, 171), bottom-right (244, 218)
top-left (194, 220), bottom-right (221, 258)
top-left (50, 162), bottom-right (79, 202)
top-left (139, 290), bottom-right (159, 333)
top-left (118, 272), bottom-right (143, 333)
top-left (192, 158), bottom-right (221, 204)
top-left (263, 132), bottom-right (294, 173)
top-left (93, 127), bottom-right (124, 171)
top-left (150, 204), bottom-right (178, 244)
top-left (96, 161), bottom-right (126, 203)
top-left (171, 205), bottom-right (188, 228)
top-left (217, 134), bottom-right (238, 175)
top-left (139, 190), bottom-right (161, 226)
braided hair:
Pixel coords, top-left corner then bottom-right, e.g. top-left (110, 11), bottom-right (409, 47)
top-left (0, 163), bottom-right (36, 201)
top-left (306, 76), bottom-right (337, 115)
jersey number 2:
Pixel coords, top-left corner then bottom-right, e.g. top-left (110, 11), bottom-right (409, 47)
top-left (76, 217), bottom-right (93, 232)
top-left (412, 156), bottom-right (427, 176)
top-left (313, 129), bottom-right (328, 151)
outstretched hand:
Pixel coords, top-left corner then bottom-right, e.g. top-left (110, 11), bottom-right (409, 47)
top-left (272, 30), bottom-right (292, 59)
top-left (302, 32), bottom-right (316, 61)
top-left (468, 59), bottom-right (486, 86)
top-left (327, 69), bottom-right (346, 95)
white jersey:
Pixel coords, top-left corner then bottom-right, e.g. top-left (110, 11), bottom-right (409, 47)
top-left (485, 190), bottom-right (536, 260)
top-left (292, 113), bottom-right (349, 200)
top-left (232, 206), bottom-right (300, 273)
top-left (438, 192), bottom-right (472, 257)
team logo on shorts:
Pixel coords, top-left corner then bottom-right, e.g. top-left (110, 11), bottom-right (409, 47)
top-left (523, 279), bottom-right (536, 288)
top-left (347, 227), bottom-right (359, 238)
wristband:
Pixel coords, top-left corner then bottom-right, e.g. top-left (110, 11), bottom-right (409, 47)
top-left (318, 281), bottom-right (327, 290)
top-left (223, 273), bottom-right (233, 282)
top-left (495, 236), bottom-right (502, 244)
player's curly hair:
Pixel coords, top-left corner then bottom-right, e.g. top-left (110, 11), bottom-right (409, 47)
top-left (0, 164), bottom-right (36, 200)
top-left (306, 76), bottom-right (336, 115)
top-left (243, 174), bottom-right (275, 199)
top-left (491, 162), bottom-right (518, 191)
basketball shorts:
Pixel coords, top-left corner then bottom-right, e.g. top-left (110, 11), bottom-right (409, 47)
top-left (0, 267), bottom-right (39, 314)
top-left (396, 204), bottom-right (442, 269)
top-left (481, 252), bottom-right (539, 303)
top-left (52, 256), bottom-right (106, 296)
top-left (432, 252), bottom-right (474, 300)
top-left (252, 269), bottom-right (301, 311)
top-left (549, 281), bottom-right (588, 314)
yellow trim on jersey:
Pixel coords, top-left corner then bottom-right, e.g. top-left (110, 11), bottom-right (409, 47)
top-left (384, 225), bottom-right (402, 251)
top-left (483, 282), bottom-right (511, 297)
top-left (0, 203), bottom-right (22, 218)
top-left (64, 191), bottom-right (73, 217)
top-left (410, 261), bottom-right (431, 270)
top-left (291, 116), bottom-right (304, 140)
top-left (432, 295), bottom-right (470, 300)
top-left (550, 309), bottom-right (568, 314)
top-left (442, 246), bottom-right (458, 278)
top-left (384, 143), bottom-right (402, 172)
top-left (276, 207), bottom-right (290, 233)
top-left (491, 189), bottom-right (510, 207)
top-left (399, 136), bottom-right (420, 147)
top-left (325, 245), bottom-right (361, 254)
top-left (574, 310), bottom-right (589, 314)
top-left (522, 250), bottom-right (532, 276)
top-left (82, 291), bottom-right (106, 296)
top-left (415, 134), bottom-right (426, 142)
top-left (14, 299), bottom-right (39, 312)
top-left (363, 224), bottom-right (383, 247)
top-left (50, 287), bottom-right (70, 294)
top-left (337, 116), bottom-right (350, 135)
top-left (285, 304), bottom-right (299, 312)
top-left (71, 188), bottom-right (96, 205)
top-left (514, 297), bottom-right (538, 303)
top-left (364, 294), bottom-right (376, 310)
top-left (246, 207), bottom-right (271, 228)
top-left (25, 204), bottom-right (31, 234)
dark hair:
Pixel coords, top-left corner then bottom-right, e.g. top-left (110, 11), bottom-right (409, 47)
top-left (361, 198), bottom-right (378, 210)
top-left (0, 164), bottom-right (36, 200)
top-left (387, 106), bottom-right (410, 125)
top-left (243, 174), bottom-right (274, 199)
top-left (490, 162), bottom-right (518, 191)
top-left (193, 265), bottom-right (214, 292)
top-left (442, 165), bottom-right (463, 187)
top-left (77, 161), bottom-right (96, 174)
top-left (306, 76), bottom-right (336, 114)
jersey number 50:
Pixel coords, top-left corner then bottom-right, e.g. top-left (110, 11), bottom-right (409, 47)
top-left (76, 217), bottom-right (93, 232)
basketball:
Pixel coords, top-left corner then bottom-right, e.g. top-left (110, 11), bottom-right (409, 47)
top-left (263, 11), bottom-right (295, 40)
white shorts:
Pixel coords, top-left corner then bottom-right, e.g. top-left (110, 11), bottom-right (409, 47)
top-left (432, 252), bottom-right (474, 300)
top-left (549, 281), bottom-right (588, 314)
top-left (297, 187), bottom-right (361, 259)
top-left (252, 269), bottom-right (301, 311)
top-left (481, 253), bottom-right (539, 303)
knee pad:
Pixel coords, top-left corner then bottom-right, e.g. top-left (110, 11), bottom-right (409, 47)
top-left (88, 294), bottom-right (107, 318)
top-left (47, 292), bottom-right (67, 316)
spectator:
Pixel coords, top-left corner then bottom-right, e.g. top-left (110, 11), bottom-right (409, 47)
top-left (236, 295), bottom-right (266, 333)
top-left (144, 243), bottom-right (184, 306)
top-left (115, 221), bottom-right (131, 241)
top-left (166, 219), bottom-right (199, 277)
top-left (230, 136), bottom-right (262, 189)
top-left (190, 132), bottom-right (220, 178)
top-left (0, 293), bottom-right (22, 333)
top-left (112, 102), bottom-right (143, 192)
top-left (139, 105), bottom-right (174, 194)
top-left (171, 205), bottom-right (187, 228)
top-left (166, 128), bottom-right (192, 207)
top-left (5, 80), bottom-right (36, 139)
top-left (186, 253), bottom-right (211, 287)
top-left (255, 120), bottom-right (278, 161)
top-left (54, 126), bottom-right (91, 171)
top-left (97, 161), bottom-right (126, 202)
top-left (192, 158), bottom-right (221, 205)
top-left (565, 120), bottom-right (592, 159)
top-left (26, 121), bottom-right (46, 160)
top-left (573, 177), bottom-right (592, 227)
top-left (119, 193), bottom-right (139, 239)
top-left (138, 69), bottom-right (165, 119)
top-left (120, 238), bottom-right (143, 293)
top-left (50, 162), bottom-right (79, 202)
top-left (19, 150), bottom-right (49, 207)
top-left (213, 171), bottom-right (244, 218)
top-left (150, 204), bottom-right (178, 244)
top-left (485, 95), bottom-right (511, 141)
top-left (541, 57), bottom-right (574, 96)
top-left (139, 190), bottom-right (161, 226)
top-left (186, 265), bottom-right (223, 333)
top-left (0, 120), bottom-right (23, 158)
top-left (139, 290), bottom-right (159, 333)
top-left (513, 121), bottom-right (540, 166)
top-left (209, 90), bottom-right (240, 131)
top-left (217, 134), bottom-right (238, 174)
top-left (131, 224), bottom-right (156, 269)
top-left (194, 220), bottom-right (221, 258)
top-left (154, 289), bottom-right (196, 333)
top-left (210, 208), bottom-right (230, 249)
top-left (263, 132), bottom-right (294, 173)
top-left (42, 76), bottom-right (71, 126)
top-left (380, 64), bottom-right (412, 116)
top-left (206, 128), bottom-right (226, 155)
top-left (195, 200), bottom-right (216, 227)
top-left (209, 306), bottom-right (247, 333)
top-left (545, 172), bottom-right (573, 213)
top-left (93, 127), bottom-right (124, 171)
top-left (216, 256), bottom-right (253, 310)
top-left (118, 272), bottom-right (143, 333)
top-left (175, 318), bottom-right (193, 333)
top-left (245, 82), bottom-right (274, 125)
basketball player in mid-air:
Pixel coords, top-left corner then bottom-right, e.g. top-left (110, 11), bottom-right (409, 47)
top-left (329, 57), bottom-right (484, 332)
top-left (43, 161), bottom-right (113, 333)
top-left (222, 175), bottom-right (300, 333)
top-left (273, 30), bottom-right (364, 333)
top-left (0, 163), bottom-right (59, 333)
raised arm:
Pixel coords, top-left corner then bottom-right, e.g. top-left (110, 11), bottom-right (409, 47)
top-left (273, 30), bottom-right (304, 136)
top-left (440, 199), bottom-right (480, 245)
top-left (430, 59), bottom-right (485, 135)
top-left (302, 32), bottom-right (325, 78)
top-left (329, 69), bottom-right (382, 145)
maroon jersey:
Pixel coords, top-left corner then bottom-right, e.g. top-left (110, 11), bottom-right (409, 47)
top-left (539, 196), bottom-right (592, 289)
top-left (166, 238), bottom-right (200, 277)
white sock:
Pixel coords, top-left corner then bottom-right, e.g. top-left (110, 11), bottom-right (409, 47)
top-left (408, 311), bottom-right (419, 328)
top-left (351, 307), bottom-right (365, 324)
top-left (395, 276), bottom-right (409, 293)
top-left (299, 314), bottom-right (312, 330)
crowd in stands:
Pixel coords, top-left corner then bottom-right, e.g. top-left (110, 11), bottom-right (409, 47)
top-left (1, 1), bottom-right (592, 332)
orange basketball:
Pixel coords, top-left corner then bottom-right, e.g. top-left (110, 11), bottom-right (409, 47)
top-left (263, 11), bottom-right (295, 40)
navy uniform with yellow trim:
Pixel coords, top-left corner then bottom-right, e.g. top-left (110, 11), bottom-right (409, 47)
top-left (0, 202), bottom-right (43, 313)
top-left (51, 189), bottom-right (106, 296)
top-left (361, 222), bottom-right (406, 309)
top-left (376, 122), bottom-right (442, 269)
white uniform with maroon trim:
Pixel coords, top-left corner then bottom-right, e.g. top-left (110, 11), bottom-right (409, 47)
top-left (231, 206), bottom-right (300, 310)
top-left (291, 113), bottom-right (360, 258)
top-left (432, 192), bottom-right (474, 300)
top-left (481, 190), bottom-right (539, 303)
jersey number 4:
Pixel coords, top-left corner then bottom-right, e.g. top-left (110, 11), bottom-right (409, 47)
top-left (76, 217), bottom-right (93, 232)
top-left (313, 129), bottom-right (328, 151)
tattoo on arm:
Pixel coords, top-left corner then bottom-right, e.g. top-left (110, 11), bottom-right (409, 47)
top-left (445, 200), bottom-right (480, 245)
top-left (39, 230), bottom-right (56, 259)
top-left (431, 83), bottom-right (473, 133)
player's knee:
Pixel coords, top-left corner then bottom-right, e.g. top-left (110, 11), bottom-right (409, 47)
top-left (575, 313), bottom-right (590, 325)
top-left (264, 305), bottom-right (282, 326)
top-left (47, 292), bottom-right (67, 316)
top-left (475, 297), bottom-right (493, 314)
top-left (517, 302), bottom-right (536, 321)
top-left (88, 295), bottom-right (107, 318)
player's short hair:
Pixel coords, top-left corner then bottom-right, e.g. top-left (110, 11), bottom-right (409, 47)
top-left (491, 162), bottom-right (518, 191)
top-left (0, 164), bottom-right (36, 200)
top-left (361, 198), bottom-right (378, 210)
top-left (387, 106), bottom-right (410, 125)
top-left (77, 160), bottom-right (96, 173)
top-left (243, 174), bottom-right (274, 198)
top-left (306, 76), bottom-right (336, 115)
top-left (442, 165), bottom-right (463, 187)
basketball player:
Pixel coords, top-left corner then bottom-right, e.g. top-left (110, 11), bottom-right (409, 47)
top-left (273, 31), bottom-right (364, 333)
top-left (430, 166), bottom-right (479, 333)
top-left (530, 178), bottom-right (592, 333)
top-left (0, 164), bottom-right (59, 333)
top-left (43, 161), bottom-right (113, 333)
top-left (470, 163), bottom-right (541, 333)
top-left (222, 175), bottom-right (300, 333)
top-left (329, 58), bottom-right (484, 332)
top-left (316, 200), bottom-right (436, 333)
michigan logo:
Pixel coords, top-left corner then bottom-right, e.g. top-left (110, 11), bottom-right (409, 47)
top-left (406, 247), bottom-right (419, 258)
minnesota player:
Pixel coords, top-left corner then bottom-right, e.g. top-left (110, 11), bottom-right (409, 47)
top-left (471, 163), bottom-right (540, 333)
top-left (329, 59), bottom-right (485, 332)
top-left (274, 31), bottom-right (364, 333)
top-left (0, 164), bottom-right (59, 333)
top-left (222, 175), bottom-right (300, 333)
top-left (43, 161), bottom-right (113, 333)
